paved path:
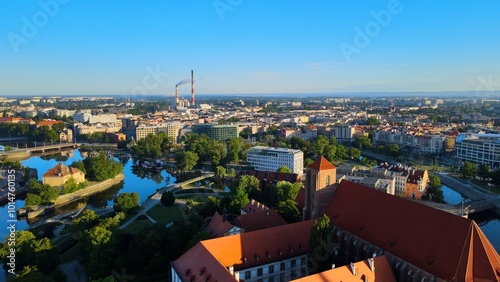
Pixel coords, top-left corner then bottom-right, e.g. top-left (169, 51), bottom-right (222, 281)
top-left (59, 260), bottom-right (86, 282)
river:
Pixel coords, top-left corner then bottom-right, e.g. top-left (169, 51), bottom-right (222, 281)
top-left (0, 150), bottom-right (499, 253)
top-left (0, 149), bottom-right (176, 239)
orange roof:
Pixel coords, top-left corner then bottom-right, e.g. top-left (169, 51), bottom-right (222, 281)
top-left (42, 163), bottom-right (83, 178)
top-left (309, 156), bottom-right (336, 171)
top-left (291, 255), bottom-right (396, 282)
top-left (324, 181), bottom-right (500, 281)
top-left (37, 120), bottom-right (64, 127)
top-left (172, 220), bottom-right (315, 281)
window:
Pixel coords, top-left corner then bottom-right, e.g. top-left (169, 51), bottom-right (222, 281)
top-left (257, 268), bottom-right (263, 277)
top-left (280, 262), bottom-right (286, 271)
top-left (326, 175), bottom-right (330, 186)
top-left (269, 265), bottom-right (275, 274)
top-left (245, 271), bottom-right (251, 280)
top-left (291, 259), bottom-right (296, 268)
top-left (301, 257), bottom-right (306, 266)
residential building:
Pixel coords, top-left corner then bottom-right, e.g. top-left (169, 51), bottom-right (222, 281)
top-left (378, 163), bottom-right (428, 199)
top-left (42, 163), bottom-right (85, 187)
top-left (59, 129), bottom-right (73, 143)
top-left (247, 146), bottom-right (304, 176)
top-left (192, 124), bottom-right (239, 141)
top-left (455, 133), bottom-right (500, 168)
top-left (332, 125), bottom-right (355, 142)
top-left (88, 114), bottom-right (117, 124)
top-left (135, 123), bottom-right (181, 143)
top-left (73, 111), bottom-right (92, 123)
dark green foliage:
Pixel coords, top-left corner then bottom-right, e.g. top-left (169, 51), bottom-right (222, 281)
top-left (174, 150), bottom-right (199, 172)
top-left (132, 132), bottom-right (173, 160)
top-left (69, 160), bottom-right (87, 174)
top-left (460, 161), bottom-right (478, 178)
top-left (308, 214), bottom-right (333, 274)
top-left (83, 152), bottom-right (123, 181)
top-left (161, 191), bottom-right (175, 206)
top-left (113, 192), bottom-right (140, 214)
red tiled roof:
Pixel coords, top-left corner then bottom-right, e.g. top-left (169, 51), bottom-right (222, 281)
top-left (205, 212), bottom-right (234, 238)
top-left (324, 180), bottom-right (500, 281)
top-left (309, 156), bottom-right (336, 171)
top-left (36, 120), bottom-right (64, 127)
top-left (242, 199), bottom-right (269, 213)
top-left (172, 220), bottom-right (315, 281)
top-left (291, 255), bottom-right (396, 282)
top-left (42, 163), bottom-right (83, 178)
top-left (233, 209), bottom-right (287, 232)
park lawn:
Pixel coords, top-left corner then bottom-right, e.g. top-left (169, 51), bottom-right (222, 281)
top-left (146, 204), bottom-right (186, 226)
top-left (122, 218), bottom-right (154, 235)
top-left (174, 193), bottom-right (210, 204)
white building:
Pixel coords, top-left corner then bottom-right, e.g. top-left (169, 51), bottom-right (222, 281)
top-left (247, 146), bottom-right (303, 176)
top-left (455, 133), bottom-right (500, 169)
top-left (135, 123), bottom-right (181, 143)
top-left (332, 125), bottom-right (355, 142)
top-left (73, 112), bottom-right (92, 123)
top-left (88, 114), bottom-right (117, 124)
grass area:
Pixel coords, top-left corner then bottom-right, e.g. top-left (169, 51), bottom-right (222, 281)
top-left (146, 204), bottom-right (186, 226)
top-left (122, 217), bottom-right (154, 235)
top-left (174, 193), bottom-right (210, 203)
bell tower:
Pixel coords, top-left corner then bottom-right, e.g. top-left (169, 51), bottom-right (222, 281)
top-left (304, 156), bottom-right (337, 220)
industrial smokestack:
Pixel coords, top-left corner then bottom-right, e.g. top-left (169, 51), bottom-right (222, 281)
top-left (175, 86), bottom-right (179, 109)
top-left (191, 70), bottom-right (195, 108)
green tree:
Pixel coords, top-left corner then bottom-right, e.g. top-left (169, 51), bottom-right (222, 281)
top-left (490, 168), bottom-right (500, 186)
top-left (425, 174), bottom-right (445, 203)
top-left (354, 135), bottom-right (371, 149)
top-left (277, 166), bottom-right (292, 173)
top-left (312, 136), bottom-right (330, 155)
top-left (478, 164), bottom-right (492, 180)
top-left (113, 192), bottom-right (140, 214)
top-left (61, 177), bottom-right (78, 194)
top-left (117, 139), bottom-right (128, 150)
top-left (229, 187), bottom-right (249, 214)
top-left (51, 122), bottom-right (66, 133)
top-left (388, 144), bottom-right (400, 158)
top-left (25, 193), bottom-right (42, 208)
top-left (276, 181), bottom-right (301, 203)
top-left (227, 137), bottom-right (243, 163)
top-left (334, 145), bottom-right (348, 160)
top-left (366, 117), bottom-right (380, 126)
top-left (215, 166), bottom-right (227, 180)
top-left (308, 214), bottom-right (333, 274)
top-left (276, 199), bottom-right (301, 223)
top-left (348, 148), bottom-right (361, 159)
top-left (324, 145), bottom-right (337, 162)
top-left (161, 191), bottom-right (175, 206)
top-left (70, 160), bottom-right (87, 174)
top-left (83, 152), bottom-right (123, 181)
top-left (175, 150), bottom-right (199, 172)
top-left (304, 158), bottom-right (314, 167)
top-left (460, 161), bottom-right (478, 178)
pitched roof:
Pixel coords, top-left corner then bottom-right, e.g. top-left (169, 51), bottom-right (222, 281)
top-left (324, 180), bottom-right (500, 281)
top-left (172, 220), bottom-right (315, 281)
top-left (205, 212), bottom-right (234, 238)
top-left (291, 255), bottom-right (396, 282)
top-left (36, 120), bottom-right (64, 127)
top-left (232, 209), bottom-right (287, 232)
top-left (42, 163), bottom-right (83, 178)
top-left (309, 156), bottom-right (336, 171)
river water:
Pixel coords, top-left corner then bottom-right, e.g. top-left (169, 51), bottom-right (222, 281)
top-left (0, 149), bottom-right (175, 239)
top-left (0, 150), bottom-right (499, 253)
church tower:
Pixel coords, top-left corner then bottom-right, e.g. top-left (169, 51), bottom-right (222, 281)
top-left (303, 156), bottom-right (337, 220)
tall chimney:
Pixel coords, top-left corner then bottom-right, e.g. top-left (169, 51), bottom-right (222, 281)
top-left (175, 86), bottom-right (179, 109)
top-left (191, 70), bottom-right (195, 108)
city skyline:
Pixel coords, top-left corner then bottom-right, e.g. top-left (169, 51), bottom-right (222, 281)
top-left (2, 1), bottom-right (500, 96)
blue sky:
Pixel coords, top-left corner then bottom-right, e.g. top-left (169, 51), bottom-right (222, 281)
top-left (1, 0), bottom-right (500, 96)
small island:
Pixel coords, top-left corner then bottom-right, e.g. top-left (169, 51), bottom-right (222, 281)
top-left (19, 152), bottom-right (124, 218)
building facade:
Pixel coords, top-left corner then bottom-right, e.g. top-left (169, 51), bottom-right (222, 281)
top-left (42, 163), bottom-right (85, 187)
top-left (455, 133), bottom-right (500, 168)
top-left (247, 146), bottom-right (304, 176)
top-left (192, 124), bottom-right (239, 141)
top-left (135, 123), bottom-right (181, 143)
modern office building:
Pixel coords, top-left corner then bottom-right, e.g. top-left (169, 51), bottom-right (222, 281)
top-left (247, 146), bottom-right (304, 176)
top-left (192, 124), bottom-right (239, 141)
top-left (135, 123), bottom-right (181, 143)
top-left (455, 133), bottom-right (500, 168)
top-left (332, 125), bottom-right (355, 142)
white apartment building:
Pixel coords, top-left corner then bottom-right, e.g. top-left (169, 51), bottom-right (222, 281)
top-left (135, 123), bottom-right (181, 143)
top-left (455, 133), bottom-right (500, 169)
top-left (332, 125), bottom-right (355, 142)
top-left (88, 114), bottom-right (117, 124)
top-left (73, 112), bottom-right (92, 123)
top-left (247, 146), bottom-right (303, 176)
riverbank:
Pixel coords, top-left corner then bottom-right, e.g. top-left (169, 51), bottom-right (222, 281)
top-left (20, 173), bottom-right (125, 218)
